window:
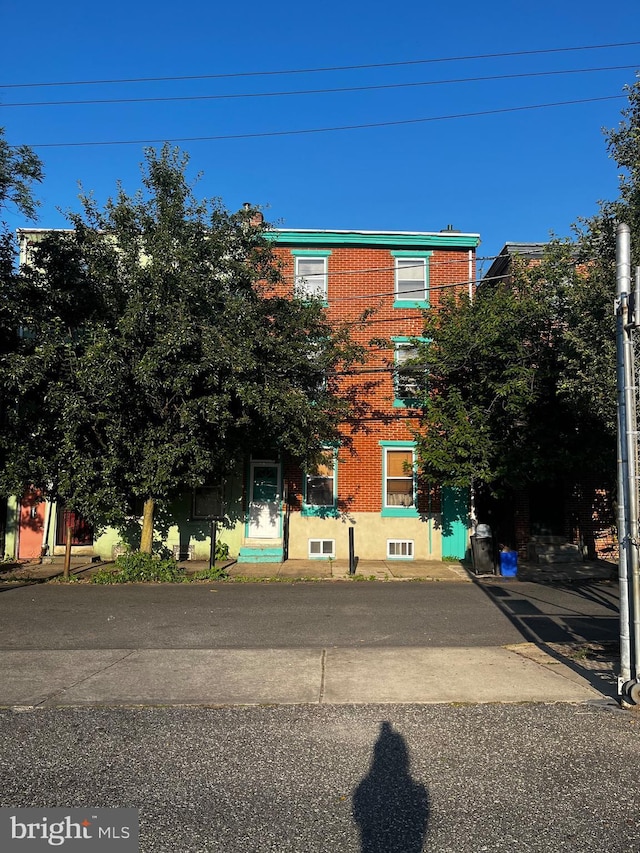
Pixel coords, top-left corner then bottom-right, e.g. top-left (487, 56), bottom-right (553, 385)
top-left (303, 450), bottom-right (337, 515)
top-left (380, 442), bottom-right (418, 516)
top-left (396, 258), bottom-right (426, 300)
top-left (385, 449), bottom-right (415, 507)
top-left (394, 341), bottom-right (422, 405)
top-left (309, 539), bottom-right (335, 559)
top-left (295, 256), bottom-right (328, 300)
top-left (391, 251), bottom-right (431, 307)
top-left (387, 540), bottom-right (414, 559)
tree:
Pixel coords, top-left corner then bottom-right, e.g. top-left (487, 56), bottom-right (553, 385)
top-left (3, 146), bottom-right (362, 554)
top-left (413, 242), bottom-right (611, 494)
top-left (414, 79), bottom-right (640, 497)
top-left (0, 128), bottom-right (44, 557)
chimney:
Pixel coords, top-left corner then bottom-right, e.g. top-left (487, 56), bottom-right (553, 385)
top-left (242, 202), bottom-right (264, 227)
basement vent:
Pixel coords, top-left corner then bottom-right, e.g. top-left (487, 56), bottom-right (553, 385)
top-left (308, 539), bottom-right (335, 559)
top-left (172, 544), bottom-right (195, 561)
top-left (387, 539), bottom-right (414, 559)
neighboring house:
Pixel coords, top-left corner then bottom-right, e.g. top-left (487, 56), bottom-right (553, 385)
top-left (5, 225), bottom-right (481, 564)
top-left (478, 243), bottom-right (617, 563)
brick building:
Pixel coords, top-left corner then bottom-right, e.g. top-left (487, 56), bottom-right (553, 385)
top-left (236, 227), bottom-right (481, 564)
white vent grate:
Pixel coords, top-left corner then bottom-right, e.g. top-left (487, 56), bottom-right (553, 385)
top-left (387, 539), bottom-right (414, 559)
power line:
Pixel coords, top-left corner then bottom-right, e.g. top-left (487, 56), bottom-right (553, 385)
top-left (3, 64), bottom-right (636, 109)
top-left (21, 94), bottom-right (628, 149)
top-left (2, 40), bottom-right (638, 89)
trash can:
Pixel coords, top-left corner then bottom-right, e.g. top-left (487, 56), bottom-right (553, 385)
top-left (470, 524), bottom-right (495, 574)
top-left (499, 549), bottom-right (518, 577)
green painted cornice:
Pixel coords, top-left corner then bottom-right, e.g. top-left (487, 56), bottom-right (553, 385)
top-left (264, 229), bottom-right (480, 249)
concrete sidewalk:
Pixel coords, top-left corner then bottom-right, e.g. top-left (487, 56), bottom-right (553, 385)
top-left (0, 557), bottom-right (619, 709)
top-left (0, 556), bottom-right (616, 584)
top-left (0, 644), bottom-right (607, 708)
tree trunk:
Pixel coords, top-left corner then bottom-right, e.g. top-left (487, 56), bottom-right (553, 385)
top-left (140, 498), bottom-right (155, 554)
top-left (63, 521), bottom-right (72, 579)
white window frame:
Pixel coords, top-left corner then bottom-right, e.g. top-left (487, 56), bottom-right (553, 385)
top-left (308, 538), bottom-right (336, 559)
top-left (394, 257), bottom-right (427, 302)
top-left (295, 255), bottom-right (328, 301)
top-left (387, 539), bottom-right (414, 559)
top-left (384, 446), bottom-right (416, 510)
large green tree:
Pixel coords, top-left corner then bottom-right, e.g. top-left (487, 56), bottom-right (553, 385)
top-left (4, 146), bottom-right (362, 553)
top-left (414, 79), bottom-right (640, 495)
top-left (0, 127), bottom-right (43, 539)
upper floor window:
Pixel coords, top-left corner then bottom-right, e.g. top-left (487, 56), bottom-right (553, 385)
top-left (292, 251), bottom-right (331, 301)
top-left (391, 251), bottom-right (432, 308)
top-left (394, 342), bottom-right (422, 405)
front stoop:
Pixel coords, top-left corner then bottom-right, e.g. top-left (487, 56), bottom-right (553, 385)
top-left (237, 539), bottom-right (284, 563)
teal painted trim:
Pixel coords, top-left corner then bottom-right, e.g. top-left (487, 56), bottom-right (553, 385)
top-left (301, 506), bottom-right (340, 518)
top-left (390, 250), bottom-right (433, 258)
top-left (379, 440), bottom-right (415, 447)
top-left (290, 249), bottom-right (332, 257)
top-left (391, 335), bottom-right (426, 343)
top-left (265, 231), bottom-right (480, 248)
top-left (381, 506), bottom-right (419, 518)
top-left (393, 300), bottom-right (429, 309)
top-left (392, 398), bottom-right (420, 409)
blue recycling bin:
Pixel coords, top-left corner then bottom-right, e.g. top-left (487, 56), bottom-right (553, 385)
top-left (499, 550), bottom-right (518, 577)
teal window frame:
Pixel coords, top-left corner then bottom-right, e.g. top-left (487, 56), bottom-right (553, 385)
top-left (392, 336), bottom-right (425, 408)
top-left (391, 250), bottom-right (432, 308)
top-left (292, 250), bottom-right (331, 304)
top-left (302, 448), bottom-right (339, 517)
top-left (379, 440), bottom-right (419, 518)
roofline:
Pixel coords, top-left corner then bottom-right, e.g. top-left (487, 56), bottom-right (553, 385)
top-left (17, 226), bottom-right (482, 250)
top-left (265, 228), bottom-right (480, 249)
top-left (482, 241), bottom-right (549, 282)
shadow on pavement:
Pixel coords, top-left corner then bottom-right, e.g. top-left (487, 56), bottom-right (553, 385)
top-left (353, 722), bottom-right (429, 853)
top-left (477, 580), bottom-right (620, 699)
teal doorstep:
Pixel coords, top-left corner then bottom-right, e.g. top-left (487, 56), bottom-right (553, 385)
top-left (237, 546), bottom-right (284, 564)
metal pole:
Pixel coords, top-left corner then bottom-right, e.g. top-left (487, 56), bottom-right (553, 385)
top-left (632, 265), bottom-right (640, 682)
top-left (349, 527), bottom-right (356, 575)
top-left (616, 223), bottom-right (632, 691)
top-left (209, 519), bottom-right (217, 572)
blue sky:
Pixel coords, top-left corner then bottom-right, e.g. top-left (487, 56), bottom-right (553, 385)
top-left (2, 0), bottom-right (639, 273)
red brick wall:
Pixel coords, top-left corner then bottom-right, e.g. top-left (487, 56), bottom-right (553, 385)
top-left (273, 243), bottom-right (475, 513)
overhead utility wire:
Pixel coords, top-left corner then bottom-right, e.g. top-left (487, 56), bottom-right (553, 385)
top-left (23, 94), bottom-right (627, 148)
top-left (3, 64), bottom-right (636, 109)
top-left (2, 40), bottom-right (638, 89)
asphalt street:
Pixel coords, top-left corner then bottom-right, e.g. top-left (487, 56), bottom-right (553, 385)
top-left (0, 580), bottom-right (619, 650)
top-left (0, 703), bottom-right (637, 853)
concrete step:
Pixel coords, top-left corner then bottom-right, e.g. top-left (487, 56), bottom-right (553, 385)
top-left (238, 545), bottom-right (284, 564)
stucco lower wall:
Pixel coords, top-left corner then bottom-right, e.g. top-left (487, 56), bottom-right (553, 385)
top-left (286, 512), bottom-right (445, 560)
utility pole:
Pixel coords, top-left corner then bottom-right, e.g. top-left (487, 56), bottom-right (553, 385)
top-left (615, 223), bottom-right (640, 706)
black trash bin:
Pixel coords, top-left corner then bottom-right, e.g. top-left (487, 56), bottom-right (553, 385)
top-left (470, 524), bottom-right (496, 574)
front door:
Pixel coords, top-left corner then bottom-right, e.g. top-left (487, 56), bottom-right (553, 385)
top-left (248, 461), bottom-right (281, 539)
top-left (441, 486), bottom-right (470, 560)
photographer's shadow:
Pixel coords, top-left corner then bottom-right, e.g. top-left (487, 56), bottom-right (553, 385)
top-left (353, 722), bottom-right (429, 853)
